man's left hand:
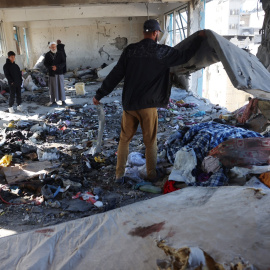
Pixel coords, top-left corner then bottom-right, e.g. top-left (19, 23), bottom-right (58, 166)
top-left (93, 97), bottom-right (100, 105)
top-left (198, 30), bottom-right (206, 38)
top-left (52, 66), bottom-right (57, 71)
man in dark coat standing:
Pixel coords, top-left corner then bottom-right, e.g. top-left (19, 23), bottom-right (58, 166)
top-left (93, 20), bottom-right (206, 183)
top-left (57, 40), bottom-right (67, 74)
top-left (3, 51), bottom-right (23, 113)
top-left (44, 41), bottom-right (66, 107)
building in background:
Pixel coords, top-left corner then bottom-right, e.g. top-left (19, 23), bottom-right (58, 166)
top-left (203, 0), bottom-right (264, 112)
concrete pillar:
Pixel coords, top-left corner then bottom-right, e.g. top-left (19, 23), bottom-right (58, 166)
top-left (189, 0), bottom-right (205, 96)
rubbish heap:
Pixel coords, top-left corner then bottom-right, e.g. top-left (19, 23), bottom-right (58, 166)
top-left (0, 82), bottom-right (270, 233)
top-left (0, 61), bottom-right (111, 107)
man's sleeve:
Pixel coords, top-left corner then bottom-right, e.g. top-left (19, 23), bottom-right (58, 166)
top-left (164, 35), bottom-right (204, 67)
top-left (44, 54), bottom-right (50, 69)
top-left (95, 49), bottom-right (127, 101)
top-left (3, 65), bottom-right (13, 85)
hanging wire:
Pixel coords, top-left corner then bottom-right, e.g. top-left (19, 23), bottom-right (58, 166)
top-left (145, 3), bottom-right (149, 19)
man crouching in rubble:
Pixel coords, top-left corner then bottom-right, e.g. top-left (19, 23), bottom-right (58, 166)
top-left (44, 42), bottom-right (66, 107)
top-left (93, 19), bottom-right (206, 183)
top-left (3, 51), bottom-right (23, 113)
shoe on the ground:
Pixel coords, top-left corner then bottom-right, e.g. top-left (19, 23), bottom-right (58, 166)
top-left (49, 102), bottom-right (58, 107)
top-left (115, 176), bottom-right (125, 185)
top-left (8, 107), bottom-right (15, 113)
top-left (145, 169), bottom-right (164, 183)
top-left (17, 105), bottom-right (23, 112)
top-left (61, 101), bottom-right (66, 106)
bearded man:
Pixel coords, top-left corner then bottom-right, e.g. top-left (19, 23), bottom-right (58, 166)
top-left (44, 41), bottom-right (66, 107)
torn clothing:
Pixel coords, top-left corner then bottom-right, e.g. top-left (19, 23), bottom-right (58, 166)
top-left (3, 59), bottom-right (22, 86)
top-left (95, 35), bottom-right (204, 110)
top-left (48, 75), bottom-right (66, 102)
top-left (116, 108), bottom-right (158, 179)
top-left (44, 51), bottom-right (66, 77)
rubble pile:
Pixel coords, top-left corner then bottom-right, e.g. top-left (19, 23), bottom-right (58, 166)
top-left (0, 80), bottom-right (270, 233)
top-left (0, 62), bottom-right (109, 107)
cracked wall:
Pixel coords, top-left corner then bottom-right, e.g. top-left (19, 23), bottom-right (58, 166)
top-left (26, 17), bottom-right (144, 70)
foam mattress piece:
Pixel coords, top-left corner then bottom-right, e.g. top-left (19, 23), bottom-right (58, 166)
top-left (0, 186), bottom-right (270, 270)
top-left (172, 29), bottom-right (270, 99)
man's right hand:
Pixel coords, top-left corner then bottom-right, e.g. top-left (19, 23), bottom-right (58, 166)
top-left (93, 97), bottom-right (100, 105)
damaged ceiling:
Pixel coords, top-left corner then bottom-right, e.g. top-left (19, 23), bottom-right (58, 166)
top-left (0, 0), bottom-right (189, 9)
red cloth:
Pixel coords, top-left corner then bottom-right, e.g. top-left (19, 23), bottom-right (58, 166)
top-left (209, 137), bottom-right (270, 168)
top-left (237, 98), bottom-right (258, 124)
top-left (163, 180), bottom-right (180, 194)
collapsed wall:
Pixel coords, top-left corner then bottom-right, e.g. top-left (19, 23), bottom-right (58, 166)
top-left (257, 0), bottom-right (270, 72)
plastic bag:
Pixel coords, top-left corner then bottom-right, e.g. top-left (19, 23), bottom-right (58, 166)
top-left (0, 155), bottom-right (12, 167)
top-left (23, 75), bottom-right (38, 91)
top-left (127, 152), bottom-right (146, 167)
top-left (169, 147), bottom-right (197, 183)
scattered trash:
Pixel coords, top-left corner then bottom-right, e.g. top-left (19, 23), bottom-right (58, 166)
top-left (41, 184), bottom-right (61, 199)
top-left (23, 75), bottom-right (38, 91)
top-left (169, 147), bottom-right (197, 184)
top-left (0, 155), bottom-right (12, 167)
top-left (75, 82), bottom-right (86, 95)
top-left (128, 152), bottom-right (146, 167)
top-left (139, 185), bottom-right (162, 194)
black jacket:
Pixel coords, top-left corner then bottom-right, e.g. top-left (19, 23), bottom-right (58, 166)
top-left (57, 44), bottom-right (67, 74)
top-left (3, 59), bottom-right (22, 86)
top-left (95, 35), bottom-right (204, 111)
top-left (44, 51), bottom-right (66, 77)
top-left (57, 44), bottom-right (66, 58)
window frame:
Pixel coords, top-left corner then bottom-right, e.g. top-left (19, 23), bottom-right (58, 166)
top-left (164, 4), bottom-right (189, 47)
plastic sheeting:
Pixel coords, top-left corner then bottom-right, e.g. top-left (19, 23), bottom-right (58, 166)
top-left (0, 187), bottom-right (270, 269)
top-left (172, 30), bottom-right (270, 99)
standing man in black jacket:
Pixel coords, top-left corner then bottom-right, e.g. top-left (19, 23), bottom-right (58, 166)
top-left (3, 51), bottom-right (23, 113)
top-left (57, 40), bottom-right (67, 74)
top-left (44, 42), bottom-right (66, 107)
top-left (93, 19), bottom-right (206, 183)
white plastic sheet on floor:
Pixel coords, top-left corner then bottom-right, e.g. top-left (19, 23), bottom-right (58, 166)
top-left (1, 187), bottom-right (270, 270)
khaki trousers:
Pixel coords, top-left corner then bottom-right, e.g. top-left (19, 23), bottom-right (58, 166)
top-left (116, 108), bottom-right (158, 180)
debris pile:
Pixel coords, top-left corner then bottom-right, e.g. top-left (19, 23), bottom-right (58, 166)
top-left (0, 84), bottom-right (269, 233)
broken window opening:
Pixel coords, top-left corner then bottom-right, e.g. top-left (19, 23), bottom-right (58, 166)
top-left (13, 26), bottom-right (21, 55)
top-left (165, 5), bottom-right (188, 47)
top-left (0, 22), bottom-right (6, 56)
top-left (23, 28), bottom-right (30, 66)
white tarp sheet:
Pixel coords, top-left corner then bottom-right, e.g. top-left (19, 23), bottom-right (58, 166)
top-left (172, 30), bottom-right (270, 99)
top-left (1, 186), bottom-right (270, 269)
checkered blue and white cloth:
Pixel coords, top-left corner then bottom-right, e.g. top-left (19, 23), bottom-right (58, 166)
top-left (166, 122), bottom-right (262, 187)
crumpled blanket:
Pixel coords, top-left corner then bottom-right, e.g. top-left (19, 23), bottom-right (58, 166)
top-left (167, 122), bottom-right (262, 164)
top-left (166, 122), bottom-right (262, 187)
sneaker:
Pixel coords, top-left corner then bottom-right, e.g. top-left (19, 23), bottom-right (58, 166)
top-left (145, 169), bottom-right (164, 183)
top-left (49, 102), bottom-right (58, 107)
top-left (115, 176), bottom-right (125, 184)
top-left (17, 105), bottom-right (23, 112)
top-left (61, 101), bottom-right (66, 106)
top-left (8, 107), bottom-right (15, 113)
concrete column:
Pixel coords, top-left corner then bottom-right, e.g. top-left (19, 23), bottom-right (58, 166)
top-left (189, 0), bottom-right (205, 96)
